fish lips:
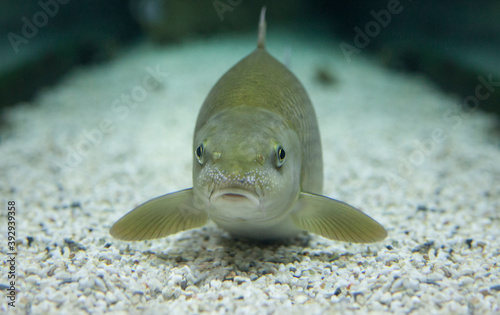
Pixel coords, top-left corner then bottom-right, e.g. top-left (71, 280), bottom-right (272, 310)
top-left (210, 188), bottom-right (261, 208)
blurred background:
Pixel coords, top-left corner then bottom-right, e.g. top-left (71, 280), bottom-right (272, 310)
top-left (1, 0), bottom-right (499, 115)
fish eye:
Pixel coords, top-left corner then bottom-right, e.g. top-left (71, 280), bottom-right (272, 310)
top-left (276, 145), bottom-right (286, 167)
top-left (195, 143), bottom-right (204, 164)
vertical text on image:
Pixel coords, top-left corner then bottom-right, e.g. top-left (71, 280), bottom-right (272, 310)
top-left (6, 201), bottom-right (17, 308)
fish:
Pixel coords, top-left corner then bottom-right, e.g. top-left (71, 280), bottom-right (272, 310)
top-left (110, 7), bottom-right (387, 243)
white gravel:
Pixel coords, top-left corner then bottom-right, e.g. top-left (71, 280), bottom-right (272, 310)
top-left (1, 30), bottom-right (499, 314)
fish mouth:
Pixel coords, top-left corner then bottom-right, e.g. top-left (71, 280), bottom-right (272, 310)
top-left (210, 188), bottom-right (261, 207)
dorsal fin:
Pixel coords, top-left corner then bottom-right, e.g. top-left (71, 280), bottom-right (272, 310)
top-left (257, 6), bottom-right (266, 49)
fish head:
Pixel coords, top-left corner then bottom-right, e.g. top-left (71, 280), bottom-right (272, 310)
top-left (192, 108), bottom-right (302, 224)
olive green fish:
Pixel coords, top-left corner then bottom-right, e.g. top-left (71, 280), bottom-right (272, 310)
top-left (110, 8), bottom-right (387, 242)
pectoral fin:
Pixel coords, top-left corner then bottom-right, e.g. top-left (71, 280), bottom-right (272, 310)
top-left (110, 188), bottom-right (207, 241)
top-left (291, 192), bottom-right (387, 243)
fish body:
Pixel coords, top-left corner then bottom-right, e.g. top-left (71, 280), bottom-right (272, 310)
top-left (110, 8), bottom-right (387, 242)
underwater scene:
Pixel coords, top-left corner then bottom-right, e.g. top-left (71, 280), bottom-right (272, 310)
top-left (1, 0), bottom-right (499, 314)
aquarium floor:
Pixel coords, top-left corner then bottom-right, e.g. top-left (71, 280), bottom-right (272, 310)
top-left (2, 31), bottom-right (499, 314)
